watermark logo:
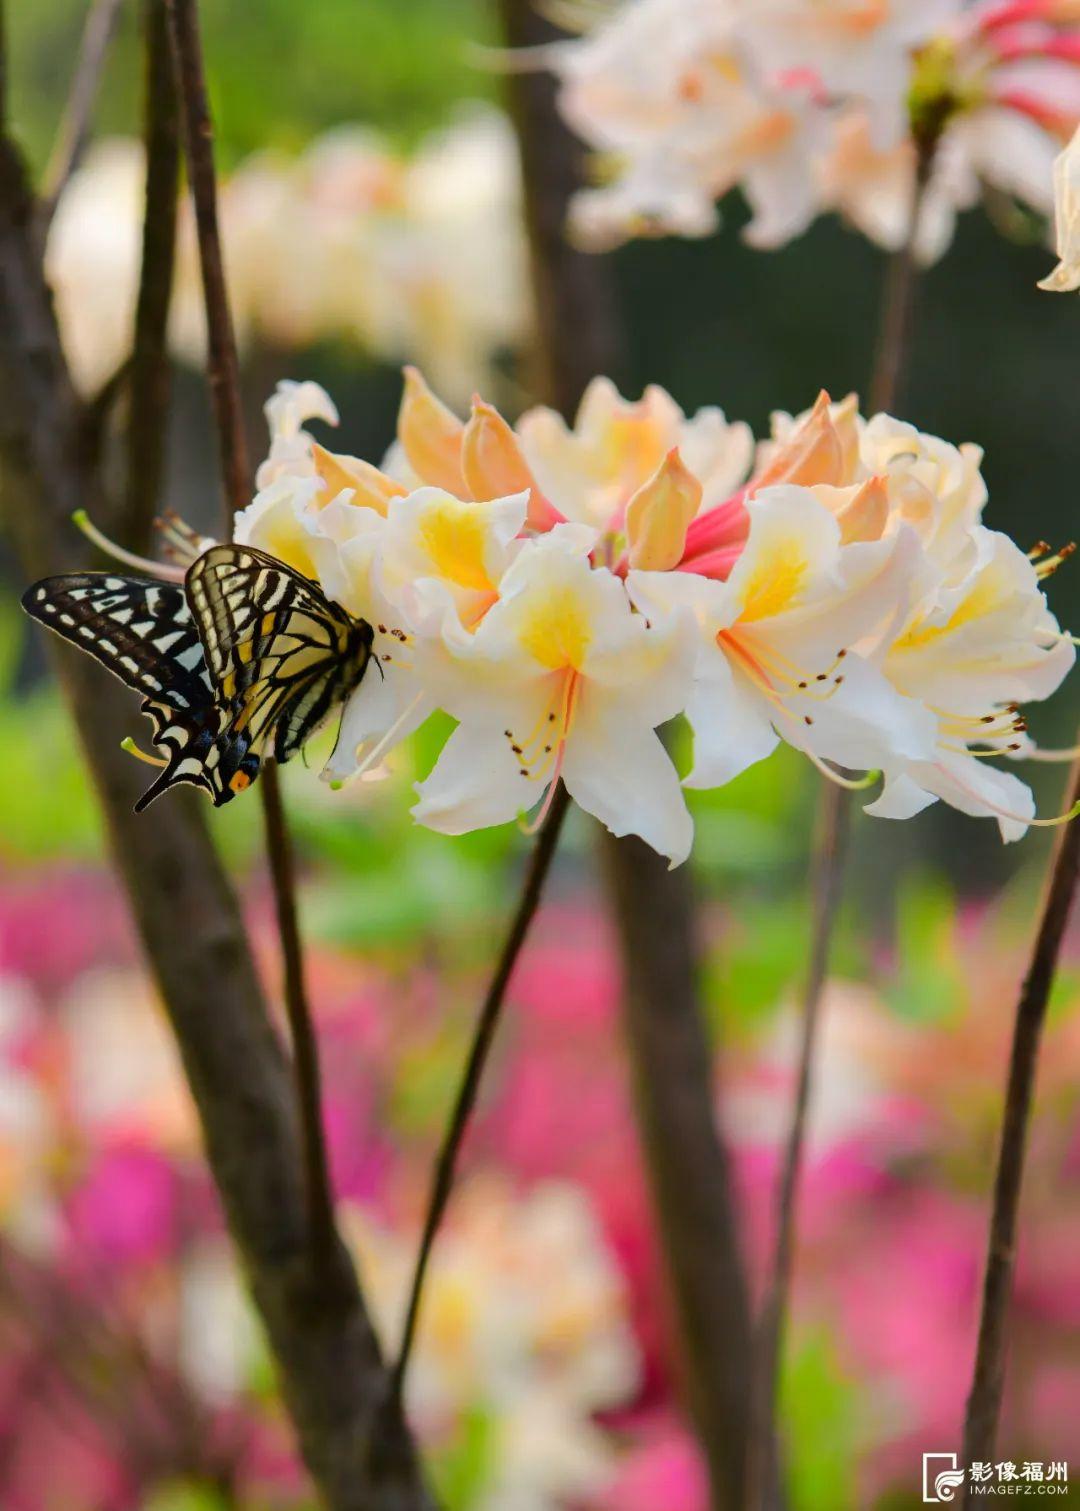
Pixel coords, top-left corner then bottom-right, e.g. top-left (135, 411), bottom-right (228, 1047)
top-left (924, 1455), bottom-right (967, 1503)
top-left (923, 1454), bottom-right (1070, 1501)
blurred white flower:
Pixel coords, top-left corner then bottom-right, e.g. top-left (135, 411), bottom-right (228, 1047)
top-left (1039, 120), bottom-right (1080, 288)
top-left (343, 1175), bottom-right (639, 1511)
top-left (46, 139), bottom-right (146, 394)
top-left (46, 113), bottom-right (528, 403)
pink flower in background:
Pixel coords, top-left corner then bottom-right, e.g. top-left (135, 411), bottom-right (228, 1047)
top-left (3, 866), bottom-right (1080, 1507)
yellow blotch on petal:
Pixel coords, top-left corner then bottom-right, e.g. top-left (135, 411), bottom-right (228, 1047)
top-left (625, 447), bottom-right (702, 570)
top-left (738, 538), bottom-right (809, 622)
top-left (251, 523), bottom-right (318, 582)
top-left (896, 563), bottom-right (1010, 652)
top-left (811, 475), bottom-right (888, 544)
top-left (518, 585), bottom-right (593, 671)
top-left (418, 496), bottom-right (496, 593)
top-left (312, 444), bottom-right (406, 517)
top-left (398, 366), bottom-right (467, 494)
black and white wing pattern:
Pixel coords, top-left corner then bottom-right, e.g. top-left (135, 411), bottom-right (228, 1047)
top-left (184, 543), bottom-right (375, 794)
top-left (20, 573), bottom-right (231, 811)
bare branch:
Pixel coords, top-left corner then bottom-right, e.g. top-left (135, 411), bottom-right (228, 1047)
top-left (0, 107), bottom-right (431, 1511)
top-left (961, 754), bottom-right (1080, 1478)
top-left (162, 0), bottom-right (248, 526)
top-left (750, 141), bottom-right (941, 1510)
top-left (163, 0), bottom-right (343, 1287)
top-left (39, 0), bottom-right (126, 227)
top-left (494, 4), bottom-right (756, 1504)
top-left (121, 0), bottom-right (180, 551)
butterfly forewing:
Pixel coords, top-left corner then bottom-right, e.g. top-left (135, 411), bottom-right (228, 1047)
top-left (20, 573), bottom-right (231, 810)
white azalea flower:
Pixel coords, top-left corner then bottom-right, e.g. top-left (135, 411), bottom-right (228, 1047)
top-left (313, 487), bottom-right (534, 785)
top-left (517, 376), bottom-right (753, 531)
top-left (254, 378), bottom-right (340, 489)
top-left (740, 0), bottom-right (962, 150)
top-left (869, 527), bottom-right (1076, 840)
top-left (630, 484), bottom-right (935, 789)
top-left (412, 527), bottom-right (697, 865)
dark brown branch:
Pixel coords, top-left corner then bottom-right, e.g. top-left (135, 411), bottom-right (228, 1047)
top-left (749, 139), bottom-right (940, 1510)
top-left (121, 0), bottom-right (180, 552)
top-left (599, 835), bottom-right (755, 1507)
top-left (163, 0), bottom-right (249, 518)
top-left (391, 785), bottom-right (572, 1398)
top-left (163, 0), bottom-right (340, 1284)
top-left (495, 5), bottom-right (756, 1505)
top-left (0, 63), bottom-right (430, 1511)
top-left (39, 0), bottom-right (125, 227)
top-left (961, 757), bottom-right (1080, 1478)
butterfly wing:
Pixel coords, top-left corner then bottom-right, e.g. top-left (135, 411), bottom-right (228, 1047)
top-left (185, 543), bottom-right (374, 793)
top-left (20, 573), bottom-right (233, 810)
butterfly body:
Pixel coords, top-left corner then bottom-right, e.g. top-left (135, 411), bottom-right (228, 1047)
top-left (22, 544), bottom-right (375, 811)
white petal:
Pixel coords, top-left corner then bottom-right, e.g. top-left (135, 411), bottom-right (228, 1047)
top-left (864, 771), bottom-right (938, 822)
top-left (790, 653), bottom-right (938, 771)
top-left (412, 720), bottom-right (542, 834)
top-left (562, 692), bottom-right (693, 866)
top-left (923, 751), bottom-right (1036, 843)
top-left (322, 667), bottom-right (431, 783)
top-left (682, 655), bottom-right (779, 790)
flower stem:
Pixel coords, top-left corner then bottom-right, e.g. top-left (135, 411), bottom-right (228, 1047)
top-left (748, 135), bottom-right (939, 1511)
top-left (960, 752), bottom-right (1080, 1476)
top-left (390, 783), bottom-right (571, 1401)
top-left (165, 0), bottom-right (337, 1272)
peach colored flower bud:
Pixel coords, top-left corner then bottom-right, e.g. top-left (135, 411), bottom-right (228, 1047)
top-left (462, 398), bottom-right (564, 529)
top-left (397, 366), bottom-right (467, 493)
top-left (312, 444), bottom-right (407, 517)
top-left (625, 448), bottom-right (702, 570)
top-left (811, 475), bottom-right (889, 543)
top-left (756, 390), bottom-right (850, 489)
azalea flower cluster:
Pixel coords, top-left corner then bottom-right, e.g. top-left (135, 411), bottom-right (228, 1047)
top-left (534, 0), bottom-right (1080, 256)
top-left (230, 369), bottom-right (1075, 866)
top-left (46, 111), bottom-right (528, 402)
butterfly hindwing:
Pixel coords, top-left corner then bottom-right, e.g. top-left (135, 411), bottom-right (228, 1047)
top-left (20, 573), bottom-right (232, 810)
top-left (185, 543), bottom-right (374, 793)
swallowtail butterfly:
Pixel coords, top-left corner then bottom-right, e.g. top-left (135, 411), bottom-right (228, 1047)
top-left (22, 543), bottom-right (375, 811)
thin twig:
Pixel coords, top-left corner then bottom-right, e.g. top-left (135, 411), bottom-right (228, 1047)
top-left (260, 759), bottom-right (337, 1262)
top-left (748, 136), bottom-right (939, 1511)
top-left (39, 0), bottom-right (125, 227)
top-left (122, 0), bottom-right (180, 551)
top-left (870, 138), bottom-right (936, 416)
top-left (391, 784), bottom-right (572, 1400)
top-left (164, 0), bottom-right (337, 1272)
top-left (960, 754), bottom-right (1080, 1478)
top-left (164, 0), bottom-right (248, 516)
